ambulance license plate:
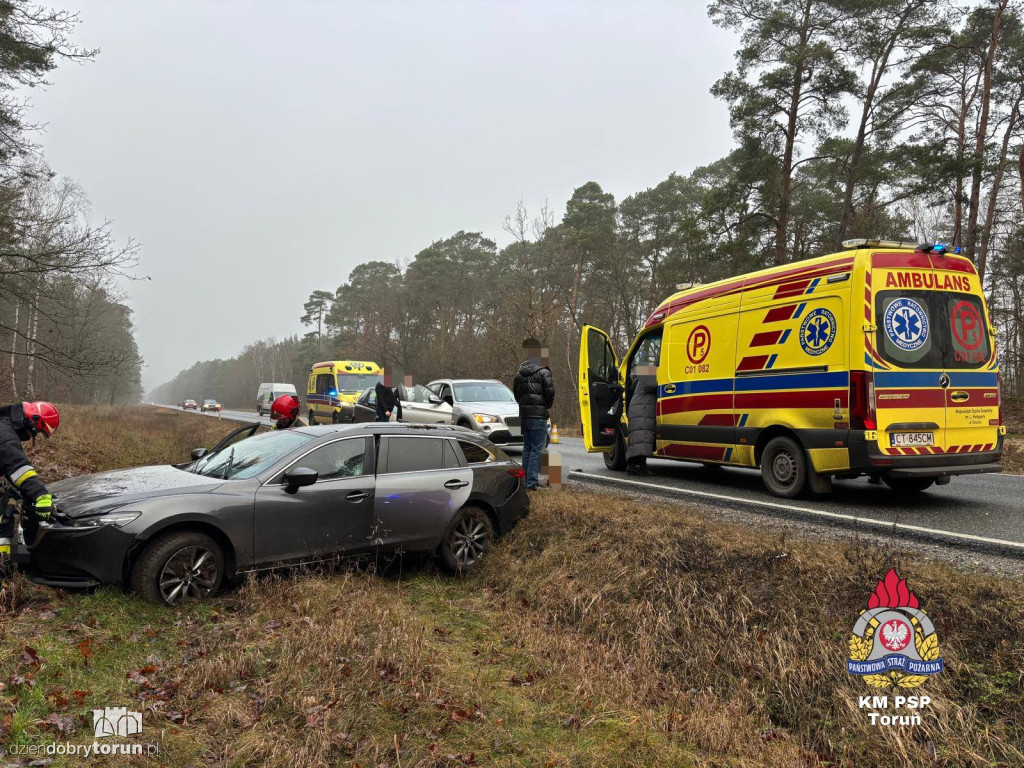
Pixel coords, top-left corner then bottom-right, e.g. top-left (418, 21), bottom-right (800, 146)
top-left (891, 432), bottom-right (934, 447)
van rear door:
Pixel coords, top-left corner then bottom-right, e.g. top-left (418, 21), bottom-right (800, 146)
top-left (579, 326), bottom-right (623, 453)
top-left (941, 291), bottom-right (999, 452)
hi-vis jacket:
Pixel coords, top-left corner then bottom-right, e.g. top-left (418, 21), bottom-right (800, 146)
top-left (0, 403), bottom-right (49, 504)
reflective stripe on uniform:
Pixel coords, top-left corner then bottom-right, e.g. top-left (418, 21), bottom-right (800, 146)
top-left (35, 495), bottom-right (52, 508)
top-left (0, 545), bottom-right (10, 555)
top-left (10, 466), bottom-right (36, 487)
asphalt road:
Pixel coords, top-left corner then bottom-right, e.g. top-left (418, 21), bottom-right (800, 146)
top-left (548, 438), bottom-right (1024, 556)
top-left (153, 404), bottom-right (1024, 557)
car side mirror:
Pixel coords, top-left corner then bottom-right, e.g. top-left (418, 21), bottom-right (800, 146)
top-left (191, 448), bottom-right (208, 460)
top-left (428, 395), bottom-right (442, 405)
top-left (283, 466), bottom-right (318, 490)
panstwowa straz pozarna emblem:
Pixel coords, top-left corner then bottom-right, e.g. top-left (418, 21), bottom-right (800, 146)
top-left (847, 569), bottom-right (943, 689)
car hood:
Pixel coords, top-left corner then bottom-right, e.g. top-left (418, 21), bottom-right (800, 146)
top-left (50, 465), bottom-right (227, 518)
top-left (457, 401), bottom-right (520, 417)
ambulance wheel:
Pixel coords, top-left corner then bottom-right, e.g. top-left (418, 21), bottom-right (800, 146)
top-left (604, 430), bottom-right (627, 471)
top-left (308, 410), bottom-right (316, 425)
top-left (331, 411), bottom-right (340, 425)
top-left (760, 436), bottom-right (807, 498)
top-left (882, 476), bottom-right (934, 494)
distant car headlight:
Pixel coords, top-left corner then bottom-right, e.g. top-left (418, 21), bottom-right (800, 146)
top-left (65, 512), bottom-right (142, 529)
top-left (473, 413), bottom-right (499, 424)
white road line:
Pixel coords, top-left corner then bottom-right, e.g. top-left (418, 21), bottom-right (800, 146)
top-left (568, 470), bottom-right (1024, 552)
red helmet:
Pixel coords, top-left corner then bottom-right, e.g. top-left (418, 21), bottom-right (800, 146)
top-left (22, 401), bottom-right (60, 437)
top-left (270, 394), bottom-right (300, 421)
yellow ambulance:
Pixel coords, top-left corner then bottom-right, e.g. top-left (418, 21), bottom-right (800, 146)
top-left (579, 240), bottom-right (1005, 498)
top-left (307, 360), bottom-right (382, 424)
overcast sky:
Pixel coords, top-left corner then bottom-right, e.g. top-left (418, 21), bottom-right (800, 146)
top-left (27, 0), bottom-right (737, 391)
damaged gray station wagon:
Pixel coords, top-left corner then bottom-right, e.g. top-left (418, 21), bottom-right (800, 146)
top-left (20, 423), bottom-right (530, 605)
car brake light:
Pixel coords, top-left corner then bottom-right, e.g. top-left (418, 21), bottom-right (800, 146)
top-left (850, 370), bottom-right (876, 430)
top-left (507, 467), bottom-right (525, 479)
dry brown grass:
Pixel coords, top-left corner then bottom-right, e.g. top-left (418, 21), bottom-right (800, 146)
top-left (1002, 438), bottom-right (1024, 475)
top-left (25, 405), bottom-right (242, 481)
top-left (484, 493), bottom-right (1024, 767)
top-left (1002, 397), bottom-right (1023, 436)
top-left (2, 408), bottom-right (1022, 767)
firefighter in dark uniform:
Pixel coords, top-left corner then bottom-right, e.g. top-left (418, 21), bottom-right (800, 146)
top-left (1, 401), bottom-right (61, 595)
top-left (270, 394), bottom-right (306, 430)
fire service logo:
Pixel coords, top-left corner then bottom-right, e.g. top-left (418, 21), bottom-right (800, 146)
top-left (847, 569), bottom-right (943, 689)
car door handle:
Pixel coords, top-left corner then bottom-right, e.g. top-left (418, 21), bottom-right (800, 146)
top-left (444, 479), bottom-right (469, 489)
top-left (346, 490), bottom-right (371, 502)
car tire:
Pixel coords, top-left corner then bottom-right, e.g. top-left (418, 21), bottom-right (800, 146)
top-left (257, 406), bottom-right (263, 416)
top-left (131, 531), bottom-right (225, 606)
top-left (760, 436), bottom-right (807, 498)
top-left (603, 429), bottom-right (627, 471)
top-left (440, 506), bottom-right (494, 574)
top-left (882, 476), bottom-right (935, 494)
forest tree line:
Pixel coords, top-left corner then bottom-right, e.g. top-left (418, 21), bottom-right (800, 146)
top-left (0, 2), bottom-right (142, 407)
top-left (155, 0), bottom-right (1024, 423)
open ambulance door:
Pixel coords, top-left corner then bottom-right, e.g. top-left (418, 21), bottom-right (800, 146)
top-left (579, 325), bottom-right (624, 452)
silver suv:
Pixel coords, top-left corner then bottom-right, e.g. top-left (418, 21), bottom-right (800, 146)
top-left (427, 379), bottom-right (549, 446)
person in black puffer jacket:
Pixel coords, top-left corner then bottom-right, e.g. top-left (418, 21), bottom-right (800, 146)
top-left (626, 369), bottom-right (657, 475)
top-left (512, 339), bottom-right (554, 490)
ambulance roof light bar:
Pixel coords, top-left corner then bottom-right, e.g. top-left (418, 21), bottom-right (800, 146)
top-left (841, 238), bottom-right (924, 250)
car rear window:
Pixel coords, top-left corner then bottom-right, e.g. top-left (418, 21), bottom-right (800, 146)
top-left (458, 440), bottom-right (496, 464)
top-left (443, 440), bottom-right (462, 468)
top-left (385, 437), bottom-right (444, 473)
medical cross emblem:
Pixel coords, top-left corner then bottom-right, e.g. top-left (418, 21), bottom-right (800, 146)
top-left (806, 316), bottom-right (831, 347)
top-left (799, 308), bottom-right (837, 357)
top-left (883, 298), bottom-right (929, 352)
top-left (892, 308), bottom-right (920, 342)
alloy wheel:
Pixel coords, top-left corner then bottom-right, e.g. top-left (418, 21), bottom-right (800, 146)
top-left (450, 516), bottom-right (489, 567)
top-left (158, 545), bottom-right (220, 605)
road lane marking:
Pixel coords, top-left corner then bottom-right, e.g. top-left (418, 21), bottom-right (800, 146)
top-left (568, 470), bottom-right (1024, 553)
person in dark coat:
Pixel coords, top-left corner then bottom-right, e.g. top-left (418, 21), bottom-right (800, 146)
top-left (374, 369), bottom-right (403, 422)
top-left (626, 367), bottom-right (657, 475)
top-left (512, 338), bottom-right (554, 490)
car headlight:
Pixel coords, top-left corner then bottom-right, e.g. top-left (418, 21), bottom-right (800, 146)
top-left (473, 413), bottom-right (499, 424)
top-left (66, 512), bottom-right (142, 529)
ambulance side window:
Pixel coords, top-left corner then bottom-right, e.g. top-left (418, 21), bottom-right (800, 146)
top-left (316, 373), bottom-right (335, 395)
top-left (629, 332), bottom-right (662, 377)
top-left (587, 329), bottom-right (617, 383)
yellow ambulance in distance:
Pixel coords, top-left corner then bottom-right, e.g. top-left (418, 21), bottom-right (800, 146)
top-left (307, 360), bottom-right (382, 424)
top-left (578, 240), bottom-right (1005, 498)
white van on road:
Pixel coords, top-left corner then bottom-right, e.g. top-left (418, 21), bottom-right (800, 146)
top-left (256, 382), bottom-right (298, 416)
